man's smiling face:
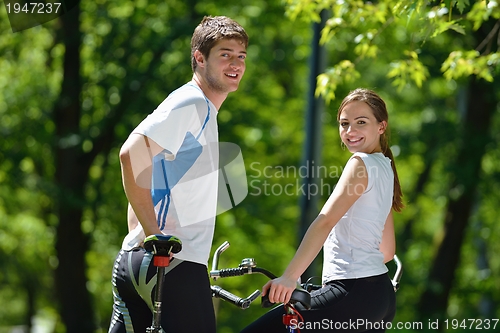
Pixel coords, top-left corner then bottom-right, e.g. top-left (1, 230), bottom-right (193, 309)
top-left (203, 38), bottom-right (247, 95)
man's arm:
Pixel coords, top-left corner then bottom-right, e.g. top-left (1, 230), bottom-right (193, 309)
top-left (120, 133), bottom-right (164, 236)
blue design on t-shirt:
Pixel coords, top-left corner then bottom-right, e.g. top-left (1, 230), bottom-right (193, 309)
top-left (151, 131), bottom-right (202, 228)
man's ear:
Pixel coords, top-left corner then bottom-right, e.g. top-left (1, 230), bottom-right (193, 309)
top-left (379, 120), bottom-right (388, 134)
top-left (194, 50), bottom-right (205, 68)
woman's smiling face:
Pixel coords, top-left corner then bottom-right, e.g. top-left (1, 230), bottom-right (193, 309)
top-left (338, 100), bottom-right (387, 154)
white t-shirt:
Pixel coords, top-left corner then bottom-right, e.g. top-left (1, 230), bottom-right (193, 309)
top-left (322, 152), bottom-right (394, 283)
top-left (122, 83), bottom-right (219, 266)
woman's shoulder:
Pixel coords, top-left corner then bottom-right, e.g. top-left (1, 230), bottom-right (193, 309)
top-left (350, 152), bottom-right (390, 166)
top-left (346, 153), bottom-right (392, 186)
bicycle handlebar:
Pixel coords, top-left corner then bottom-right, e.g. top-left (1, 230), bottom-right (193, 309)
top-left (210, 241), bottom-right (403, 312)
top-left (210, 241), bottom-right (312, 310)
top-left (391, 254), bottom-right (403, 292)
top-left (211, 266), bottom-right (278, 280)
top-left (211, 241), bottom-right (230, 273)
top-left (211, 285), bottom-right (261, 309)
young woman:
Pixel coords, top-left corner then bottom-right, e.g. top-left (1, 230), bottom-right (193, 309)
top-left (241, 88), bottom-right (404, 332)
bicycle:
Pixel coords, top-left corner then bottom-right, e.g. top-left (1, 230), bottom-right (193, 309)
top-left (144, 236), bottom-right (403, 333)
top-left (209, 240), bottom-right (403, 333)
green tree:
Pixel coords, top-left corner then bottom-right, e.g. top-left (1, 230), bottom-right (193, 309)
top-left (285, 0), bottom-right (500, 325)
top-left (1, 0), bottom-right (313, 330)
top-left (2, 0), bottom-right (500, 331)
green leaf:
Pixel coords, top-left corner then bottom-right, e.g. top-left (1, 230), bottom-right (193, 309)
top-left (431, 20), bottom-right (466, 38)
top-left (456, 0), bottom-right (470, 14)
top-left (387, 51), bottom-right (429, 90)
top-left (315, 60), bottom-right (360, 104)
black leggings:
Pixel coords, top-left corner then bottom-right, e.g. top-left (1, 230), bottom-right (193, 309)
top-left (241, 273), bottom-right (395, 333)
top-left (108, 248), bottom-right (216, 333)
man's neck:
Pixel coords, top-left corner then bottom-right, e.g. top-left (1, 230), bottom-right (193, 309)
top-left (191, 73), bottom-right (226, 110)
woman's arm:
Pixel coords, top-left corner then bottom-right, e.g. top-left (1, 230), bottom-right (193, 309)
top-left (380, 211), bottom-right (395, 263)
top-left (263, 156), bottom-right (368, 304)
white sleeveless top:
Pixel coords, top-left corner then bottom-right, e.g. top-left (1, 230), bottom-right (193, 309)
top-left (322, 152), bottom-right (394, 283)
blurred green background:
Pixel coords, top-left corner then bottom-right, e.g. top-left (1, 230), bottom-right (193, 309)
top-left (0, 0), bottom-right (499, 332)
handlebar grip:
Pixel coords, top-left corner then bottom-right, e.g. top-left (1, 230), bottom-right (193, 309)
top-left (211, 285), bottom-right (257, 309)
top-left (261, 294), bottom-right (274, 308)
top-left (261, 287), bottom-right (312, 310)
top-left (218, 267), bottom-right (248, 278)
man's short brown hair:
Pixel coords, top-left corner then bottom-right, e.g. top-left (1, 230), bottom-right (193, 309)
top-left (191, 16), bottom-right (249, 72)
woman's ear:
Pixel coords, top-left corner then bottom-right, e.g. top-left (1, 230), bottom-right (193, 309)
top-left (194, 50), bottom-right (205, 69)
top-left (379, 120), bottom-right (388, 134)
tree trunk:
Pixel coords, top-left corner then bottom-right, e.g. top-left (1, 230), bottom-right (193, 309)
top-left (24, 278), bottom-right (36, 333)
top-left (53, 3), bottom-right (95, 332)
top-left (298, 9), bottom-right (327, 281)
top-left (417, 75), bottom-right (497, 323)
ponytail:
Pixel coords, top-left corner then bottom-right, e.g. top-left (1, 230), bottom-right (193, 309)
top-left (380, 131), bottom-right (404, 212)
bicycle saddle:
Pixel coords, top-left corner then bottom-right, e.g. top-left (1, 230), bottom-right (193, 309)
top-left (144, 234), bottom-right (182, 256)
top-left (262, 286), bottom-right (311, 310)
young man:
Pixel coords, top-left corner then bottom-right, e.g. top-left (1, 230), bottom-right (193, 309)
top-left (108, 16), bottom-right (248, 333)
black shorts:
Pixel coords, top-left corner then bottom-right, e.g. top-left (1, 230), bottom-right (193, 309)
top-left (108, 247), bottom-right (216, 333)
top-left (241, 273), bottom-right (396, 333)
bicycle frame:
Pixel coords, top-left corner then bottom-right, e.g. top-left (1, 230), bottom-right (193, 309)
top-left (145, 237), bottom-right (403, 333)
